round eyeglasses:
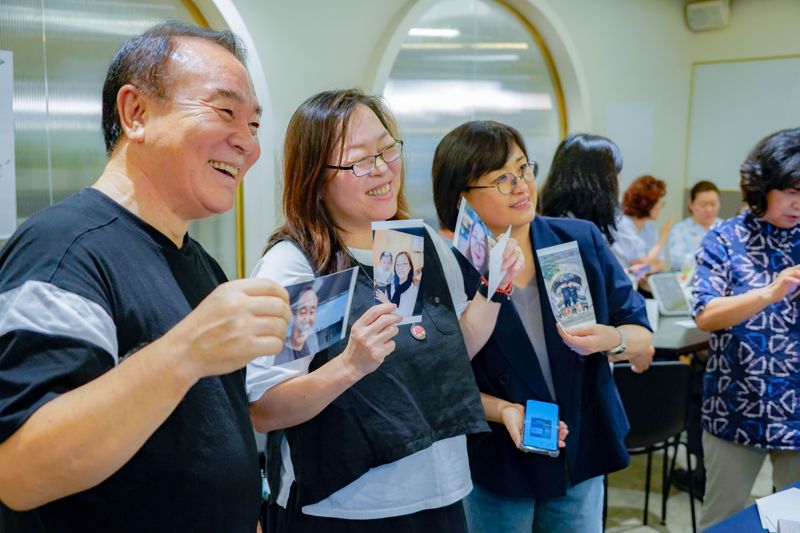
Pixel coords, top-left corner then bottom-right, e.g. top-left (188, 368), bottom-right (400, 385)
top-left (326, 140), bottom-right (404, 177)
top-left (464, 161), bottom-right (539, 195)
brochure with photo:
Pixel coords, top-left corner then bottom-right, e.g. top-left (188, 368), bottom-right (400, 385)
top-left (372, 219), bottom-right (425, 325)
top-left (273, 267), bottom-right (358, 367)
top-left (453, 197), bottom-right (510, 299)
top-left (536, 241), bottom-right (597, 330)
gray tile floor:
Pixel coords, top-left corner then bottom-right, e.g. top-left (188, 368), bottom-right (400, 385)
top-left (606, 448), bottom-right (773, 532)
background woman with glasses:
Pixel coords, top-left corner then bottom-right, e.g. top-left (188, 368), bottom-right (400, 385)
top-left (432, 120), bottom-right (654, 533)
top-left (246, 90), bottom-right (528, 532)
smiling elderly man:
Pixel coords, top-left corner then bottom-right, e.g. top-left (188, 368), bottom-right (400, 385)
top-left (0, 22), bottom-right (290, 532)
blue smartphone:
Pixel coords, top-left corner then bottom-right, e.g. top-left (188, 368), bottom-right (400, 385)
top-left (521, 399), bottom-right (560, 457)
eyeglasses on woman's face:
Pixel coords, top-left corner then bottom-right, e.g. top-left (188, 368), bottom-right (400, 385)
top-left (326, 140), bottom-right (404, 177)
top-left (464, 161), bottom-right (539, 195)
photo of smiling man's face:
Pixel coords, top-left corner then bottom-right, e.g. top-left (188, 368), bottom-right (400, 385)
top-left (289, 288), bottom-right (318, 352)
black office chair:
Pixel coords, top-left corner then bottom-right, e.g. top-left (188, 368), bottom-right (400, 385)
top-left (613, 361), bottom-right (697, 533)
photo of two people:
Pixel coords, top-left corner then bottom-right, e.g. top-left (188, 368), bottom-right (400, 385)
top-left (276, 267), bottom-right (358, 366)
top-left (372, 220), bottom-right (425, 325)
top-left (551, 273), bottom-right (589, 320)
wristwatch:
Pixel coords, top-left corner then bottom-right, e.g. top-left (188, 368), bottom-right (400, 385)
top-left (605, 327), bottom-right (627, 356)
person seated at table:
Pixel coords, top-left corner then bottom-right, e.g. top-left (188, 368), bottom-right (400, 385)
top-left (612, 175), bottom-right (673, 285)
top-left (667, 180), bottom-right (722, 277)
top-left (693, 127), bottom-right (800, 530)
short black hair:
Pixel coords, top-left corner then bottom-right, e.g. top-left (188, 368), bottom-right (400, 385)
top-left (101, 21), bottom-right (246, 155)
top-left (740, 128), bottom-right (800, 217)
top-left (689, 180), bottom-right (719, 202)
top-left (538, 133), bottom-right (622, 244)
top-left (432, 120), bottom-right (528, 231)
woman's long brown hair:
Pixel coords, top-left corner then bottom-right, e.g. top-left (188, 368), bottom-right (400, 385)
top-left (267, 89), bottom-right (409, 275)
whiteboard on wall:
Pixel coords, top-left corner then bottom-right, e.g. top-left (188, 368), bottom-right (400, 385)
top-left (686, 56), bottom-right (800, 191)
top-left (606, 101), bottom-right (654, 191)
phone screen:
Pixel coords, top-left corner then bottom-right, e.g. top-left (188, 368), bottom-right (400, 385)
top-left (521, 400), bottom-right (559, 456)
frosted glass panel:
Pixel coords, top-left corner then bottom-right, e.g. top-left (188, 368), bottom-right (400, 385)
top-left (0, 0), bottom-right (238, 278)
top-left (383, 0), bottom-right (563, 228)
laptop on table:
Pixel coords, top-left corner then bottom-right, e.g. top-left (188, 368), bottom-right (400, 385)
top-left (649, 272), bottom-right (692, 317)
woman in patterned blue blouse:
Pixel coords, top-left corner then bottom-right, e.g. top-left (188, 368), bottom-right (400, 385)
top-left (693, 128), bottom-right (800, 530)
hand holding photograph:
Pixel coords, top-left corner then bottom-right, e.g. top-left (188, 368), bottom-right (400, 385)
top-left (274, 267), bottom-right (359, 366)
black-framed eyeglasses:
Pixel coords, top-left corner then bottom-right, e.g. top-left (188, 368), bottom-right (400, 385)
top-left (464, 161), bottom-right (539, 195)
top-left (326, 140), bottom-right (404, 177)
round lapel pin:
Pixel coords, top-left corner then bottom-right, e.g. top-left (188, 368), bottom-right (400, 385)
top-left (410, 323), bottom-right (426, 341)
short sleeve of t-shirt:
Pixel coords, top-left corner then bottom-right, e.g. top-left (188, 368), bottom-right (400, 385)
top-left (0, 209), bottom-right (118, 442)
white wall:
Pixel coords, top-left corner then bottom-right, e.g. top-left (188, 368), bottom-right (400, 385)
top-left (225, 0), bottom-right (800, 270)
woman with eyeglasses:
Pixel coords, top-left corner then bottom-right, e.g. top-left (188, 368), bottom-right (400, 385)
top-left (693, 128), bottom-right (800, 530)
top-left (667, 180), bottom-right (722, 275)
top-left (432, 121), bottom-right (654, 533)
top-left (245, 90), bottom-right (529, 532)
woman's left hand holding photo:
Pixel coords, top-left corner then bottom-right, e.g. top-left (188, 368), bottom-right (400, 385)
top-left (341, 302), bottom-right (402, 377)
top-left (497, 237), bottom-right (524, 289)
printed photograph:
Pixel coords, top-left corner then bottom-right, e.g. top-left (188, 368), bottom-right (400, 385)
top-left (372, 219), bottom-right (425, 324)
top-left (453, 198), bottom-right (494, 275)
top-left (537, 241), bottom-right (597, 329)
top-left (275, 267), bottom-right (358, 365)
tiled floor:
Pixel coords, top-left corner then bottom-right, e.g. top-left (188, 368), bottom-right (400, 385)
top-left (605, 448), bottom-right (773, 532)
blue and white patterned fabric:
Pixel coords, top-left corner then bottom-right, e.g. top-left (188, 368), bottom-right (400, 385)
top-left (693, 210), bottom-right (800, 449)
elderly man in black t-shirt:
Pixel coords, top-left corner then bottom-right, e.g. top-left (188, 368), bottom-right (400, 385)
top-left (0, 22), bottom-right (290, 532)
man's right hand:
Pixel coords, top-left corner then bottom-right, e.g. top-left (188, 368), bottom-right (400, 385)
top-left (164, 278), bottom-right (291, 380)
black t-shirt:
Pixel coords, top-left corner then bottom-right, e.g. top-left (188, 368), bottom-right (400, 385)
top-left (0, 189), bottom-right (260, 532)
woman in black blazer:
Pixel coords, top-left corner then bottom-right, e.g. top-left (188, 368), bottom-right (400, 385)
top-left (431, 121), bottom-right (653, 533)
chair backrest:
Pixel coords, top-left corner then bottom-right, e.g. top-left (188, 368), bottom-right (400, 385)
top-left (613, 361), bottom-right (692, 450)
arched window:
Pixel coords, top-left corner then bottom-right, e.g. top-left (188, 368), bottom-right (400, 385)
top-left (383, 0), bottom-right (565, 228)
